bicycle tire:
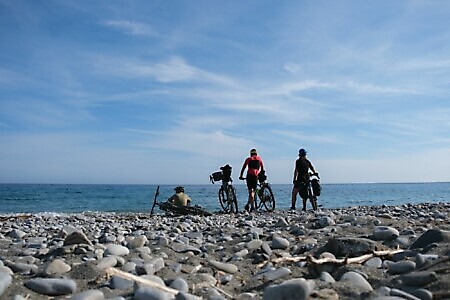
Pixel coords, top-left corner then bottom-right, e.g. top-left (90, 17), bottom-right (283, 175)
top-left (228, 185), bottom-right (238, 214)
top-left (218, 186), bottom-right (230, 213)
top-left (260, 184), bottom-right (276, 212)
top-left (311, 195), bottom-right (318, 211)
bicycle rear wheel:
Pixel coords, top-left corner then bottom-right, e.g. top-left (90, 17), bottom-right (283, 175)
top-left (218, 186), bottom-right (230, 213)
top-left (260, 184), bottom-right (275, 212)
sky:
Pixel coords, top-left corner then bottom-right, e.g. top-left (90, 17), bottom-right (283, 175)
top-left (1, 0), bottom-right (450, 184)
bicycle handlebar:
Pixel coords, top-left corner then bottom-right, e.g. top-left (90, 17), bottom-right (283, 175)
top-left (309, 172), bottom-right (320, 179)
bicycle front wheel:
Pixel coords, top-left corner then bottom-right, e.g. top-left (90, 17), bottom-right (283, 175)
top-left (218, 187), bottom-right (230, 213)
top-left (228, 185), bottom-right (238, 214)
top-left (260, 184), bottom-right (275, 212)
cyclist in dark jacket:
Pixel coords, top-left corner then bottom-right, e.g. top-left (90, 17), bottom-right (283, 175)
top-left (291, 148), bottom-right (317, 211)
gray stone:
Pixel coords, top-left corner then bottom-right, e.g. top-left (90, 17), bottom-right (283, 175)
top-left (134, 286), bottom-right (173, 300)
top-left (175, 292), bottom-right (202, 300)
top-left (319, 271), bottom-right (335, 283)
top-left (271, 236), bottom-right (290, 250)
top-left (128, 236), bottom-right (147, 249)
top-left (373, 226), bottom-right (400, 241)
top-left (410, 288), bottom-right (433, 300)
top-left (110, 275), bottom-right (133, 289)
top-left (316, 216), bottom-right (335, 228)
top-left (321, 237), bottom-right (382, 257)
top-left (169, 277), bottom-right (189, 293)
top-left (390, 288), bottom-right (420, 300)
top-left (8, 262), bottom-right (38, 274)
top-left (261, 242), bottom-right (273, 256)
top-left (25, 278), bottom-right (77, 296)
top-left (340, 271), bottom-right (373, 293)
top-left (263, 278), bottom-right (314, 300)
top-left (388, 260), bottom-right (416, 275)
top-left (96, 256), bottom-right (117, 270)
top-left (409, 229), bottom-right (450, 249)
top-left (104, 244), bottom-right (130, 256)
top-left (274, 218), bottom-right (289, 227)
top-left (44, 259), bottom-right (72, 276)
top-left (209, 260), bottom-right (238, 274)
top-left (64, 231), bottom-right (92, 246)
top-left (171, 243), bottom-right (201, 255)
top-left (69, 289), bottom-right (105, 300)
top-left (0, 272), bottom-right (12, 296)
top-left (364, 257), bottom-right (382, 268)
top-left (7, 229), bottom-right (27, 239)
top-left (398, 271), bottom-right (437, 286)
top-left (247, 239), bottom-right (263, 250)
top-left (262, 267), bottom-right (291, 282)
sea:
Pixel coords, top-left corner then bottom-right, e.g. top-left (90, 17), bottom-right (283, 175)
top-left (1, 182), bottom-right (449, 215)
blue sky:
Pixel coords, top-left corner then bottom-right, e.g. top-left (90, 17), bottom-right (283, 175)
top-left (1, 0), bottom-right (450, 184)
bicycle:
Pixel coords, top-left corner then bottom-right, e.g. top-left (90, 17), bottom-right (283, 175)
top-left (210, 164), bottom-right (238, 214)
top-left (304, 172), bottom-right (321, 211)
top-left (241, 170), bottom-right (276, 212)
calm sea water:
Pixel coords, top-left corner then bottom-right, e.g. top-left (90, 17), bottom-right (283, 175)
top-left (0, 183), bottom-right (449, 214)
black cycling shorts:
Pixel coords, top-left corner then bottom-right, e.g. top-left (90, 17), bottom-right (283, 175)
top-left (246, 174), bottom-right (258, 190)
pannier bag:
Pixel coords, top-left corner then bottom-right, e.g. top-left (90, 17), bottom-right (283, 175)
top-left (210, 171), bottom-right (223, 182)
top-left (311, 179), bottom-right (321, 196)
top-left (299, 182), bottom-right (308, 199)
top-left (258, 170), bottom-right (267, 183)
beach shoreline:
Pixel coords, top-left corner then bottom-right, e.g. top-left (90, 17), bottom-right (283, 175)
top-left (1, 202), bottom-right (449, 299)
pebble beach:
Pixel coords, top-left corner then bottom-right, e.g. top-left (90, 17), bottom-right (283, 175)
top-left (1, 202), bottom-right (449, 300)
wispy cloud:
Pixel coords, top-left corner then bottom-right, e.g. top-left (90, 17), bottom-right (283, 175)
top-left (102, 20), bottom-right (157, 37)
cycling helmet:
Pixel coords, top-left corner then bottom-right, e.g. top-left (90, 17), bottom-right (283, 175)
top-left (250, 148), bottom-right (257, 156)
top-left (298, 148), bottom-right (307, 157)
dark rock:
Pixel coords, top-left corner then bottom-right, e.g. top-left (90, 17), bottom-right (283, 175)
top-left (409, 229), bottom-right (450, 249)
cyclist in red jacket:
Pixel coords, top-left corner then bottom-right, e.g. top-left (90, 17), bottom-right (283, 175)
top-left (239, 148), bottom-right (265, 212)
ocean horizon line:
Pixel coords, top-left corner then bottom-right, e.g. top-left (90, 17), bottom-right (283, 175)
top-left (1, 181), bottom-right (450, 186)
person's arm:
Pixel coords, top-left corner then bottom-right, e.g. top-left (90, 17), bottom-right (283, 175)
top-left (308, 160), bottom-right (317, 174)
top-left (293, 163), bottom-right (298, 183)
top-left (260, 158), bottom-right (265, 172)
top-left (239, 158), bottom-right (248, 179)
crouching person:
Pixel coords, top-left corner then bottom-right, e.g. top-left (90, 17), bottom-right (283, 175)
top-left (169, 186), bottom-right (191, 206)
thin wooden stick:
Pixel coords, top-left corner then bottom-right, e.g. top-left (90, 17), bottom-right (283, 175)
top-left (269, 249), bottom-right (404, 266)
top-left (211, 284), bottom-right (234, 299)
top-left (105, 267), bottom-right (179, 295)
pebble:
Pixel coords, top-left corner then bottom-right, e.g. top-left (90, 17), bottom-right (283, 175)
top-left (209, 260), bottom-right (238, 274)
top-left (263, 278), bottom-right (313, 300)
top-left (398, 271), bottom-right (438, 286)
top-left (104, 244), bottom-right (130, 256)
top-left (0, 272), bottom-right (12, 296)
top-left (340, 271), bottom-right (373, 293)
top-left (64, 231), bottom-right (92, 246)
top-left (364, 257), bottom-right (382, 268)
top-left (271, 236), bottom-right (290, 250)
top-left (44, 258), bottom-right (72, 276)
top-left (409, 229), bottom-right (450, 249)
top-left (69, 289), bottom-right (105, 300)
top-left (0, 202), bottom-right (448, 299)
top-left (387, 260), bottom-right (416, 275)
top-left (134, 286), bottom-right (173, 300)
top-left (373, 226), bottom-right (400, 241)
top-left (25, 278), bottom-right (77, 296)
